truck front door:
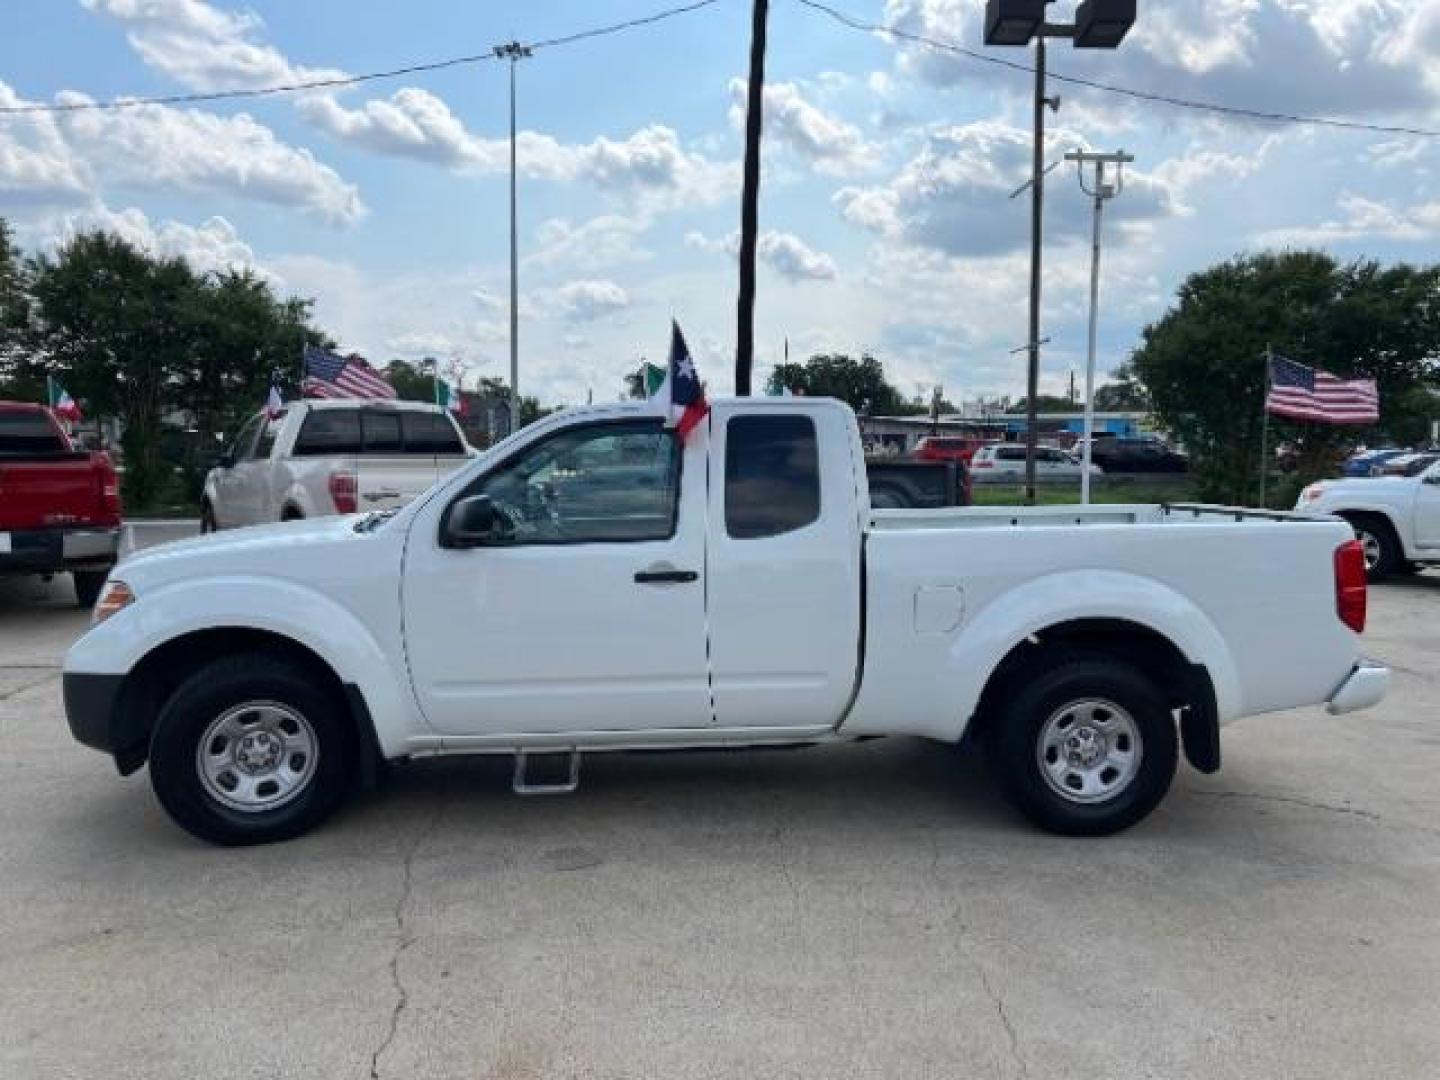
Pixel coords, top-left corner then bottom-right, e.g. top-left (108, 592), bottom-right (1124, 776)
top-left (1416, 464), bottom-right (1440, 549)
top-left (402, 417), bottom-right (712, 736)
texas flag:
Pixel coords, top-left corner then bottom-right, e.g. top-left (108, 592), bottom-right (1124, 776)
top-left (652, 321), bottom-right (709, 438)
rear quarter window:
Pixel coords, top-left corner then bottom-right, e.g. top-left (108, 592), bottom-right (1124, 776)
top-left (725, 415), bottom-right (820, 539)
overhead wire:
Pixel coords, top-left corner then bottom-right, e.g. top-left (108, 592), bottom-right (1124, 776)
top-left (0, 0), bottom-right (721, 116)
top-left (792, 0), bottom-right (1440, 140)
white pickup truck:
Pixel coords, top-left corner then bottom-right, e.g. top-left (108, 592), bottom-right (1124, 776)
top-left (201, 399), bottom-right (474, 530)
top-left (1298, 460), bottom-right (1440, 578)
top-left (64, 397), bottom-right (1388, 846)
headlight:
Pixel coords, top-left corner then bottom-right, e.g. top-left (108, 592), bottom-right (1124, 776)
top-left (1299, 484), bottom-right (1326, 503)
top-left (92, 579), bottom-right (135, 625)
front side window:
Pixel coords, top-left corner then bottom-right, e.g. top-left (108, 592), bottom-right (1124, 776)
top-left (228, 414), bottom-right (263, 460)
top-left (725, 415), bottom-right (820, 539)
top-left (404, 412), bottom-right (465, 454)
top-left (470, 420), bottom-right (680, 544)
top-left (252, 410), bottom-right (286, 460)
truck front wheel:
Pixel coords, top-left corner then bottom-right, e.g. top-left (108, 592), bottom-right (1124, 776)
top-left (988, 656), bottom-right (1178, 836)
top-left (148, 655), bottom-right (351, 845)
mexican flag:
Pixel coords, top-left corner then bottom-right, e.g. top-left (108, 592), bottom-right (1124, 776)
top-left (435, 377), bottom-right (466, 416)
top-left (47, 377), bottom-right (81, 422)
top-left (639, 362), bottom-right (666, 397)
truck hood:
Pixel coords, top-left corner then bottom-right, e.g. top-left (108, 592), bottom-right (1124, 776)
top-left (116, 515), bottom-right (394, 589)
top-left (1304, 475), bottom-right (1414, 498)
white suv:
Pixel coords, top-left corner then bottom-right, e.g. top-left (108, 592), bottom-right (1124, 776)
top-left (970, 443), bottom-right (1103, 483)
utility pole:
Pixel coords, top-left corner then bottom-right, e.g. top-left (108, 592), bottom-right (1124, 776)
top-left (1023, 32), bottom-right (1052, 506)
top-left (1065, 147), bottom-right (1133, 504)
top-left (735, 0), bottom-right (769, 397)
top-left (494, 39), bottom-right (531, 432)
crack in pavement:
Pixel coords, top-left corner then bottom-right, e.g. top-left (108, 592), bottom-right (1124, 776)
top-left (927, 833), bottom-right (1029, 1080)
top-left (0, 669), bottom-right (61, 703)
top-left (1191, 789), bottom-right (1381, 821)
top-left (369, 800), bottom-right (445, 1080)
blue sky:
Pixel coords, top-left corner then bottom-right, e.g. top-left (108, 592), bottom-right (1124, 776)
top-left (4, 1), bottom-right (1440, 409)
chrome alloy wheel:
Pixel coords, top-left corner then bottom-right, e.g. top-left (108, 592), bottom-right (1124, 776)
top-left (1036, 698), bottom-right (1143, 805)
top-left (196, 702), bottom-right (319, 813)
top-left (1354, 527), bottom-right (1383, 572)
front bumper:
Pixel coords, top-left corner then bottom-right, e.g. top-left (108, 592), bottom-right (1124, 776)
top-left (1326, 661), bottom-right (1391, 715)
top-left (63, 670), bottom-right (147, 774)
top-left (0, 527), bottom-right (120, 574)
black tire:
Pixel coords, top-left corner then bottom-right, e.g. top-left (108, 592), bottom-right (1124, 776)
top-left (199, 502), bottom-right (217, 534)
top-left (987, 654), bottom-right (1178, 836)
top-left (1344, 514), bottom-right (1401, 580)
top-left (73, 569), bottom-right (108, 608)
top-left (281, 506), bottom-right (304, 522)
top-left (148, 655), bottom-right (352, 846)
top-left (869, 485), bottom-right (909, 510)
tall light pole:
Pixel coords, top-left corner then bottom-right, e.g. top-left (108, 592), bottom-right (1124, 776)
top-left (1065, 148), bottom-right (1132, 504)
top-left (494, 40), bottom-right (531, 433)
top-left (735, 0), bottom-right (769, 397)
top-left (984, 0), bottom-right (1135, 504)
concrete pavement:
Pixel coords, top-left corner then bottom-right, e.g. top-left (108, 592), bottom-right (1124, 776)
top-left (1, 537), bottom-right (1437, 1079)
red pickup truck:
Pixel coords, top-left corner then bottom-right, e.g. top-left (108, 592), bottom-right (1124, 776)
top-left (0, 402), bottom-right (122, 606)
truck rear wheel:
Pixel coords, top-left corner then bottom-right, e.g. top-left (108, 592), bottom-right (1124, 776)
top-left (988, 655), bottom-right (1177, 836)
top-left (73, 570), bottom-right (108, 608)
top-left (148, 655), bottom-right (351, 846)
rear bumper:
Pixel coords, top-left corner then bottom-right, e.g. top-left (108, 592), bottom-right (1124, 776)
top-left (1327, 661), bottom-right (1390, 715)
top-left (0, 527), bottom-right (120, 574)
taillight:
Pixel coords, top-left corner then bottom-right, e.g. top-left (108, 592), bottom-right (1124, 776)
top-left (973, 459), bottom-right (992, 468)
top-left (1334, 539), bottom-right (1367, 633)
top-left (96, 453), bottom-right (122, 519)
top-left (328, 470), bottom-right (358, 514)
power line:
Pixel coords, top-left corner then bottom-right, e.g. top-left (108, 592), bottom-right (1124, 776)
top-left (0, 0), bottom-right (721, 117)
top-left (793, 0), bottom-right (1440, 140)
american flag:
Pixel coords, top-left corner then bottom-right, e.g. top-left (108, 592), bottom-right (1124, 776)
top-left (1265, 354), bottom-right (1378, 425)
top-left (301, 345), bottom-right (396, 400)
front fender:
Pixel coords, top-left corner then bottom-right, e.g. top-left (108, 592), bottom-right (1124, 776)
top-left (63, 575), bottom-right (424, 757)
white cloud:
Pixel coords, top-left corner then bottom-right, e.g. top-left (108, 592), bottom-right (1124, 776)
top-left (835, 120), bottom-right (1177, 257)
top-left (527, 215), bottom-right (651, 272)
top-left (80, 0), bottom-right (344, 91)
top-left (55, 94), bottom-right (364, 224)
top-left (301, 88), bottom-right (731, 208)
top-left (52, 206), bottom-right (266, 277)
top-left (728, 78), bottom-right (880, 175)
top-left (686, 228), bottom-right (839, 281)
top-left (0, 83), bottom-right (92, 206)
top-left (1256, 191), bottom-right (1440, 245)
top-left (534, 280), bottom-right (632, 322)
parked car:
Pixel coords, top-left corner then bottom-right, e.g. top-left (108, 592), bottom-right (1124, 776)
top-left (202, 400), bottom-right (475, 531)
top-left (1299, 459), bottom-right (1440, 577)
top-left (970, 443), bottom-right (1103, 483)
top-left (0, 402), bottom-right (122, 606)
top-left (64, 397), bottom-right (1387, 846)
top-left (1089, 436), bottom-right (1188, 474)
top-left (1370, 452), bottom-right (1428, 478)
top-left (1343, 448), bottom-right (1407, 477)
top-left (914, 435), bottom-right (988, 465)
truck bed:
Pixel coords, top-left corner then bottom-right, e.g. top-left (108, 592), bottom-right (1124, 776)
top-left (868, 503), bottom-right (1327, 531)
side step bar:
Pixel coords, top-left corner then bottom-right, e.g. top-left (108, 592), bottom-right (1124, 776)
top-left (512, 748), bottom-right (581, 795)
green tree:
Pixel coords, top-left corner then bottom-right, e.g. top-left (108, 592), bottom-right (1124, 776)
top-left (1092, 372), bottom-right (1148, 411)
top-left (0, 218), bottom-right (38, 400)
top-left (384, 358), bottom-right (437, 403)
top-left (765, 353), bottom-right (907, 413)
top-left (1130, 251), bottom-right (1440, 505)
top-left (1006, 394), bottom-right (1078, 414)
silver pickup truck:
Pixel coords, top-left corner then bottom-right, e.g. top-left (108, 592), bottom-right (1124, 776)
top-left (201, 399), bottom-right (475, 531)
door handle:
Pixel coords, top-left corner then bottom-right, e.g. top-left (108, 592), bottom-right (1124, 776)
top-left (634, 568), bottom-right (699, 584)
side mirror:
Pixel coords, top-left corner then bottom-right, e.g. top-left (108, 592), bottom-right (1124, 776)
top-left (215, 451), bottom-right (236, 470)
top-left (444, 494), bottom-right (502, 548)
